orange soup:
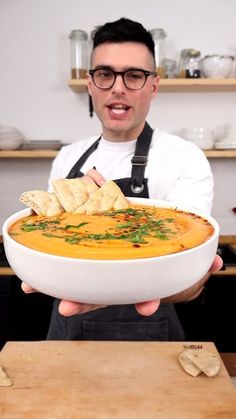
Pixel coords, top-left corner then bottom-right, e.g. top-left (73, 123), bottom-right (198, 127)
top-left (8, 204), bottom-right (214, 260)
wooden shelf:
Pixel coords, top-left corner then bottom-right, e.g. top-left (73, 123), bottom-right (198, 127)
top-left (219, 235), bottom-right (236, 245)
top-left (213, 266), bottom-right (236, 276)
top-left (0, 267), bottom-right (14, 276)
top-left (204, 149), bottom-right (236, 158)
top-left (68, 78), bottom-right (236, 93)
top-left (1, 149), bottom-right (236, 159)
top-left (0, 149), bottom-right (58, 158)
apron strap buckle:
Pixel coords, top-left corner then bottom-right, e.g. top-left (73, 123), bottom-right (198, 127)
top-left (131, 155), bottom-right (147, 166)
top-left (131, 182), bottom-right (145, 194)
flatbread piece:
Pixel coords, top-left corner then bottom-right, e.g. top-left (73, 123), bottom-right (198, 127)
top-left (0, 366), bottom-right (13, 387)
top-left (74, 180), bottom-right (129, 214)
top-left (52, 178), bottom-right (99, 213)
top-left (178, 351), bottom-right (202, 377)
top-left (20, 191), bottom-right (64, 216)
top-left (179, 349), bottom-right (221, 377)
top-left (20, 179), bottom-right (129, 216)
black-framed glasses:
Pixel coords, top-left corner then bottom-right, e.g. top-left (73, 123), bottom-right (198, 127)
top-left (89, 68), bottom-right (157, 90)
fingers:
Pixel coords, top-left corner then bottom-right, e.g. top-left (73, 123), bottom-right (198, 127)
top-left (83, 168), bottom-right (106, 187)
top-left (58, 300), bottom-right (107, 317)
top-left (21, 282), bottom-right (37, 293)
top-left (135, 300), bottom-right (160, 316)
top-left (209, 254), bottom-right (223, 273)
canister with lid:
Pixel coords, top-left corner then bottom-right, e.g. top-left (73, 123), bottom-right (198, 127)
top-left (149, 28), bottom-right (167, 78)
top-left (179, 49), bottom-right (201, 78)
top-left (69, 29), bottom-right (89, 79)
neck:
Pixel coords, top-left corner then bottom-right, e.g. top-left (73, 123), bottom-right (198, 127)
top-left (102, 122), bottom-right (146, 142)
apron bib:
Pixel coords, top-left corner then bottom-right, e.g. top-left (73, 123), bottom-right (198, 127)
top-left (47, 123), bottom-right (185, 341)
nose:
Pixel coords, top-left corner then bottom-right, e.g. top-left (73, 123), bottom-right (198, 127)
top-left (112, 74), bottom-right (126, 92)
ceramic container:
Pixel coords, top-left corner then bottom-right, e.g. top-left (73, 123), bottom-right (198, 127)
top-left (181, 127), bottom-right (214, 149)
top-left (201, 55), bottom-right (234, 78)
top-left (3, 198), bottom-right (219, 305)
top-left (0, 125), bottom-right (24, 150)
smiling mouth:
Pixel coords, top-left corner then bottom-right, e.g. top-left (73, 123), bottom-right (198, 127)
top-left (108, 104), bottom-right (130, 114)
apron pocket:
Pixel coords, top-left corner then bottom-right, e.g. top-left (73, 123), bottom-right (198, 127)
top-left (83, 320), bottom-right (168, 341)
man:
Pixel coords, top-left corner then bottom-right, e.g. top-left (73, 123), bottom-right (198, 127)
top-left (22, 17), bottom-right (222, 340)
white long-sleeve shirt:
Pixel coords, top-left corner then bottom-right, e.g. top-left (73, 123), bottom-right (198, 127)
top-left (49, 128), bottom-right (214, 214)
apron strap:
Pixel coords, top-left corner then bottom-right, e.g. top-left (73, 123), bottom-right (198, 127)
top-left (131, 122), bottom-right (153, 194)
top-left (66, 138), bottom-right (101, 179)
top-left (66, 122), bottom-right (153, 188)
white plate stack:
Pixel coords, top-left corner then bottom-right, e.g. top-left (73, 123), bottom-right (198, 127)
top-left (214, 123), bottom-right (236, 149)
top-left (23, 140), bottom-right (62, 150)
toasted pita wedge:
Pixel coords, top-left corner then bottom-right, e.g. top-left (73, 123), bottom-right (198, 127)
top-left (75, 180), bottom-right (129, 214)
top-left (0, 366), bottom-right (13, 387)
top-left (182, 349), bottom-right (221, 377)
top-left (52, 178), bottom-right (99, 213)
top-left (178, 351), bottom-right (202, 377)
top-left (20, 191), bottom-right (64, 216)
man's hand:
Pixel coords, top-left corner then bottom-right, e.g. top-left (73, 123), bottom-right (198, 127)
top-left (160, 253), bottom-right (223, 304)
top-left (82, 167), bottom-right (106, 187)
top-left (21, 255), bottom-right (223, 317)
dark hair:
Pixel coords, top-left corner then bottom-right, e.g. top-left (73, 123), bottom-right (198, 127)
top-left (92, 17), bottom-right (155, 60)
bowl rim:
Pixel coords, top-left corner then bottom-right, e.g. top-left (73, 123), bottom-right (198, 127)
top-left (202, 54), bottom-right (234, 61)
top-left (3, 198), bottom-right (219, 264)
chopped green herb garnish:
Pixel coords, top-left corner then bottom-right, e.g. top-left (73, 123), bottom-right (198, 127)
top-left (65, 237), bottom-right (81, 244)
top-left (42, 233), bottom-right (64, 239)
top-left (116, 222), bottom-right (133, 229)
top-left (21, 219), bottom-right (60, 232)
top-left (87, 233), bottom-right (117, 240)
top-left (20, 210), bottom-right (176, 246)
top-left (64, 222), bottom-right (89, 230)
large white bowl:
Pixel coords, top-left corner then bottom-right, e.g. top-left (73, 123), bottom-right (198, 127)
top-left (2, 198), bottom-right (219, 305)
top-left (201, 55), bottom-right (234, 78)
top-left (181, 127), bottom-right (214, 150)
top-left (0, 124), bottom-right (25, 150)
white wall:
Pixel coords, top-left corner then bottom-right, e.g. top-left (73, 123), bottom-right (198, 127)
top-left (0, 0), bottom-right (236, 233)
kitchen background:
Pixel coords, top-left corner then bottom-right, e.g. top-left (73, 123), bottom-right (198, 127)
top-left (0, 0), bottom-right (236, 234)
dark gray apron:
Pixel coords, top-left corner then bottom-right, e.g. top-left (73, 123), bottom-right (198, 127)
top-left (47, 123), bottom-right (185, 341)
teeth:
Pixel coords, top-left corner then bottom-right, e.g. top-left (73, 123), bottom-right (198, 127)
top-left (110, 105), bottom-right (128, 114)
top-left (112, 108), bottom-right (126, 114)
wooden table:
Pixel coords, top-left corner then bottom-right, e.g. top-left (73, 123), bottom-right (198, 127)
top-left (0, 341), bottom-right (236, 418)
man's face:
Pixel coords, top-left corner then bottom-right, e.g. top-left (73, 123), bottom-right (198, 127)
top-left (87, 42), bottom-right (159, 141)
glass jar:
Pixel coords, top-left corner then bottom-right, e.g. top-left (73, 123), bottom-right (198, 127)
top-left (178, 49), bottom-right (201, 78)
top-left (162, 58), bottom-right (177, 78)
top-left (69, 29), bottom-right (89, 79)
top-left (149, 28), bottom-right (167, 78)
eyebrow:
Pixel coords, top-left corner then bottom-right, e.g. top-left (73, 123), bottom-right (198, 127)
top-left (93, 65), bottom-right (146, 72)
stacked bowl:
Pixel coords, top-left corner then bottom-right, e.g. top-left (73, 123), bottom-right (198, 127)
top-left (200, 55), bottom-right (235, 78)
top-left (180, 127), bottom-right (214, 150)
top-left (214, 123), bottom-right (236, 149)
top-left (0, 125), bottom-right (24, 150)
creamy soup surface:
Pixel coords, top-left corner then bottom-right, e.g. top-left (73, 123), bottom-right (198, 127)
top-left (9, 204), bottom-right (214, 260)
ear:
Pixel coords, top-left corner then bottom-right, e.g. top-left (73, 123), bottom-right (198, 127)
top-left (86, 73), bottom-right (92, 96)
top-left (151, 75), bottom-right (159, 98)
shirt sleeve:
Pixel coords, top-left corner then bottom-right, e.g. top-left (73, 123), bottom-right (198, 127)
top-left (165, 147), bottom-right (214, 214)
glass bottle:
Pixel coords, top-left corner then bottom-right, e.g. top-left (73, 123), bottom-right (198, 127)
top-left (179, 49), bottom-right (201, 78)
top-left (69, 30), bottom-right (89, 79)
top-left (149, 28), bottom-right (167, 78)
